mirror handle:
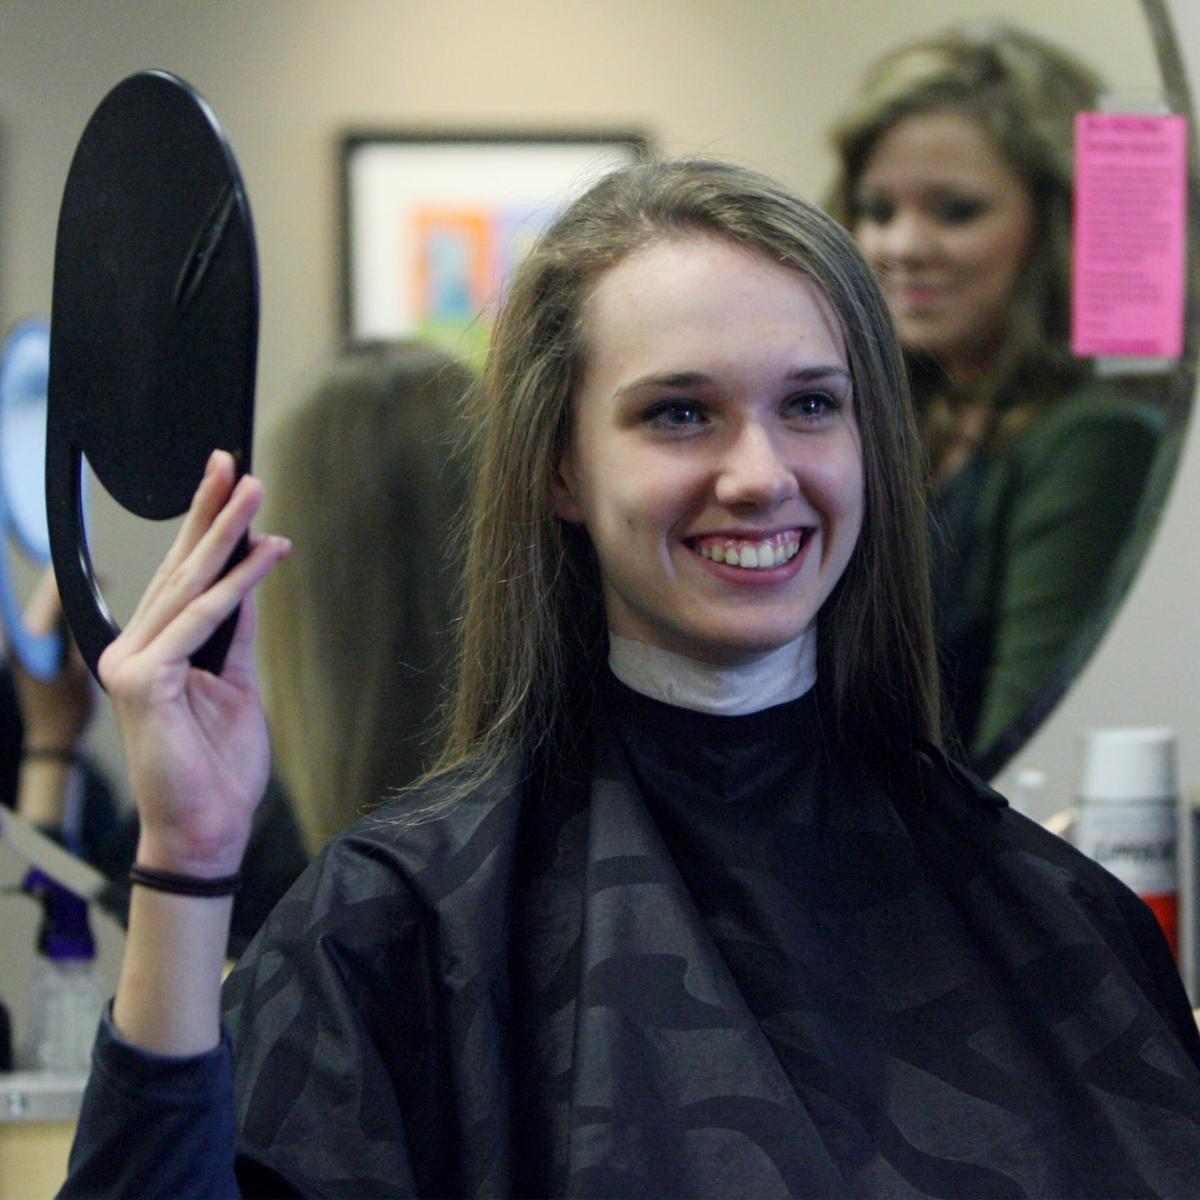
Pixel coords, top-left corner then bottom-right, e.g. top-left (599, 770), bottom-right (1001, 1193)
top-left (45, 436), bottom-right (114, 684)
top-left (45, 436), bottom-right (245, 688)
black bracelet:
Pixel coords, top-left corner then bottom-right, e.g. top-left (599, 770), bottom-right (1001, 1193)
top-left (128, 864), bottom-right (243, 897)
top-left (22, 747), bottom-right (83, 767)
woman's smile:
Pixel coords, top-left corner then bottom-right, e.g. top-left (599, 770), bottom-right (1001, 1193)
top-left (553, 233), bottom-right (863, 666)
top-left (687, 528), bottom-right (807, 572)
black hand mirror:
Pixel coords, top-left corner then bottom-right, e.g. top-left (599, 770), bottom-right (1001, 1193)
top-left (47, 70), bottom-right (257, 683)
top-left (0, 318), bottom-right (67, 678)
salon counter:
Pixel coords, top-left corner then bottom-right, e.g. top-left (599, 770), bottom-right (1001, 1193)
top-left (0, 1070), bottom-right (82, 1198)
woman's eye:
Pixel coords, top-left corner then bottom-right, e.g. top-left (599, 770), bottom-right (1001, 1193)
top-left (934, 197), bottom-right (987, 225)
top-left (855, 196), bottom-right (894, 225)
top-left (645, 400), bottom-right (706, 429)
top-left (784, 391), bottom-right (841, 422)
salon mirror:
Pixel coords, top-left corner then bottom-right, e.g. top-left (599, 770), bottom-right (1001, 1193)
top-left (926, 0), bottom-right (1196, 777)
top-left (46, 69), bottom-right (257, 684)
top-left (0, 319), bottom-right (64, 679)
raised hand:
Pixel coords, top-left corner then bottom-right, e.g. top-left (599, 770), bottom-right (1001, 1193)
top-left (100, 449), bottom-right (291, 879)
top-left (104, 450), bottom-right (291, 1056)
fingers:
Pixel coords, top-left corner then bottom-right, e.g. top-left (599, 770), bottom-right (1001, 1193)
top-left (142, 533), bottom-right (290, 669)
top-left (215, 590), bottom-right (261, 690)
top-left (118, 477), bottom-right (258, 658)
top-left (99, 531), bottom-right (289, 694)
top-left (126, 451), bottom-right (239, 630)
top-left (101, 450), bottom-right (290, 688)
top-left (125, 472), bottom-right (275, 651)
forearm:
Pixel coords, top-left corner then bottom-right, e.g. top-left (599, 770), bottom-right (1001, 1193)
top-left (112, 886), bottom-right (233, 1055)
top-left (112, 812), bottom-right (247, 1057)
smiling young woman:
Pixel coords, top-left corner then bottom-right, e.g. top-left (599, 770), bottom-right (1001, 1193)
top-left (446, 157), bottom-right (936, 781)
top-left (61, 159), bottom-right (1200, 1199)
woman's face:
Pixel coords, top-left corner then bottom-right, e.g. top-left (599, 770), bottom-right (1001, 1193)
top-left (853, 110), bottom-right (1037, 382)
top-left (554, 234), bottom-right (864, 666)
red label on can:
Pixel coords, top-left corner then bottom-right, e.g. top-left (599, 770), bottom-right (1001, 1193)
top-left (1139, 892), bottom-right (1178, 960)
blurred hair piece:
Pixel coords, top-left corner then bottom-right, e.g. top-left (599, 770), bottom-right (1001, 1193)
top-left (258, 341), bottom-right (473, 851)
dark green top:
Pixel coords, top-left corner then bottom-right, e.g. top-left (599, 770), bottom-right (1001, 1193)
top-left (931, 377), bottom-right (1165, 768)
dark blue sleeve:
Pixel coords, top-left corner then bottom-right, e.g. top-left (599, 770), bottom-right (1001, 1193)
top-left (58, 1005), bottom-right (240, 1200)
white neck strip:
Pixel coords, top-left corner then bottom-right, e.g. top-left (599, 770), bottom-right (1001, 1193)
top-left (607, 632), bottom-right (816, 716)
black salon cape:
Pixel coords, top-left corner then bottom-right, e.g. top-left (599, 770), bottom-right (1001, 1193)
top-left (64, 690), bottom-right (1200, 1198)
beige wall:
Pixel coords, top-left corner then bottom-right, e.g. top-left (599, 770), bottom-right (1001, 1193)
top-left (0, 0), bottom-right (1191, 1042)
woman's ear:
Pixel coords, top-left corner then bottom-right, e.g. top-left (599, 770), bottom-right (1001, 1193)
top-left (550, 452), bottom-right (585, 523)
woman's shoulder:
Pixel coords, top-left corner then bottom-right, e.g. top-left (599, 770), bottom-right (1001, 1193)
top-left (233, 754), bottom-right (530, 959)
top-left (322, 753), bottom-right (528, 894)
top-left (341, 752), bottom-right (526, 847)
top-left (915, 743), bottom-right (1124, 887)
top-left (982, 375), bottom-right (1165, 517)
top-left (220, 755), bottom-right (534, 1189)
top-left (914, 743), bottom-right (1179, 947)
top-left (993, 801), bottom-right (1200, 1046)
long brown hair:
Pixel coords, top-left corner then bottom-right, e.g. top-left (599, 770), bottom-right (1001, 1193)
top-left (258, 341), bottom-right (473, 850)
top-left (429, 158), bottom-right (939, 795)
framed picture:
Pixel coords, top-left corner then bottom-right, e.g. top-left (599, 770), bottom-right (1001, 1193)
top-left (340, 130), bottom-right (648, 355)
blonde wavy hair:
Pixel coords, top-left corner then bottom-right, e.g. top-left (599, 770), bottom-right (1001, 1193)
top-left (827, 22), bottom-right (1103, 452)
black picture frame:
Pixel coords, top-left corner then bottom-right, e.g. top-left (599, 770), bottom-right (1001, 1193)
top-left (339, 129), bottom-right (648, 345)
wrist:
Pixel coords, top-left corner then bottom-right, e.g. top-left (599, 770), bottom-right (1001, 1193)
top-left (134, 829), bottom-right (250, 880)
top-left (129, 864), bottom-right (242, 897)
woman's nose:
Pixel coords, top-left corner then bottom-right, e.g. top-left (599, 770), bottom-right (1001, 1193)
top-left (714, 424), bottom-right (799, 510)
top-left (867, 210), bottom-right (937, 267)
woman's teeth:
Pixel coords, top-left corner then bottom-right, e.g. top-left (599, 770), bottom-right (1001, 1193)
top-left (692, 533), bottom-right (802, 570)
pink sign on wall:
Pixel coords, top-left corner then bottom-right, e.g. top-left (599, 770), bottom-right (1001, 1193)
top-left (1072, 112), bottom-right (1188, 359)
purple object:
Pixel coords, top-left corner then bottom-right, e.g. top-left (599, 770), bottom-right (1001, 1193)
top-left (23, 867), bottom-right (95, 961)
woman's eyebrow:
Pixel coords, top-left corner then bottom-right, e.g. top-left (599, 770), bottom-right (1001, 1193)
top-left (614, 370), bottom-right (714, 397)
top-left (789, 366), bottom-right (852, 385)
top-left (615, 365), bottom-right (850, 398)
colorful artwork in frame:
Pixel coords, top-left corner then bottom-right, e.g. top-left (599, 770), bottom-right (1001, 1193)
top-left (341, 133), bottom-right (647, 361)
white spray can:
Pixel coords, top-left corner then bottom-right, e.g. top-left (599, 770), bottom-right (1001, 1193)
top-left (1076, 728), bottom-right (1179, 959)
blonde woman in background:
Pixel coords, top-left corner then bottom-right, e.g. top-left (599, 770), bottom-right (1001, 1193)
top-left (828, 23), bottom-right (1170, 770)
top-left (258, 341), bottom-right (473, 852)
